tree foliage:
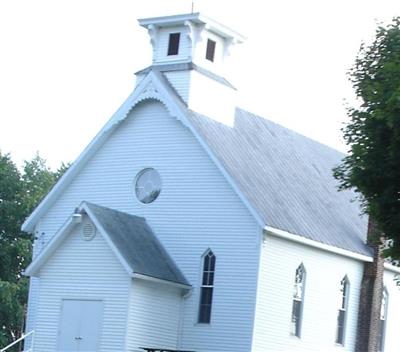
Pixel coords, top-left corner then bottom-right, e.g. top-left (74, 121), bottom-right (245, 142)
top-left (334, 17), bottom-right (400, 259)
top-left (0, 152), bottom-right (67, 349)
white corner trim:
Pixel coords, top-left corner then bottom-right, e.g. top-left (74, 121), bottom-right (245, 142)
top-left (24, 216), bottom-right (77, 276)
top-left (132, 273), bottom-right (192, 290)
top-left (264, 226), bottom-right (374, 263)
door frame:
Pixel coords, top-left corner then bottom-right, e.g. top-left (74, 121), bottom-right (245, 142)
top-left (57, 298), bottom-right (104, 352)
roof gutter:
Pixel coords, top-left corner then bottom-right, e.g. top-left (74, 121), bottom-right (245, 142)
top-left (263, 226), bottom-right (374, 263)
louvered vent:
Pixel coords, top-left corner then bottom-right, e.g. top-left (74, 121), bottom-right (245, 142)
top-left (82, 221), bottom-right (96, 241)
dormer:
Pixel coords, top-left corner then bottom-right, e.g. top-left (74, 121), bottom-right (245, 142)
top-left (138, 13), bottom-right (245, 77)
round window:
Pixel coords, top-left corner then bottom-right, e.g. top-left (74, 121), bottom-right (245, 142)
top-left (135, 168), bottom-right (162, 204)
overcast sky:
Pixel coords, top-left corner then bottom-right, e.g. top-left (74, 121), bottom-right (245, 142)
top-left (0, 0), bottom-right (399, 169)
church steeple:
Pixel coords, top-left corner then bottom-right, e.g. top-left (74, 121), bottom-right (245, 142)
top-left (138, 13), bottom-right (245, 76)
top-left (137, 13), bottom-right (245, 126)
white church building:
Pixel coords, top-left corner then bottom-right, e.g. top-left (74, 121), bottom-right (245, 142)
top-left (22, 12), bottom-right (400, 352)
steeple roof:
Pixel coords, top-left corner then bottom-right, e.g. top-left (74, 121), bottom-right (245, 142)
top-left (138, 13), bottom-right (245, 43)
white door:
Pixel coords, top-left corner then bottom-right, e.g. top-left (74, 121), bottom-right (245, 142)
top-left (58, 300), bottom-right (103, 352)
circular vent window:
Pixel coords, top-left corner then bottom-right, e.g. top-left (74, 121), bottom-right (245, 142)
top-left (82, 221), bottom-right (96, 241)
top-left (135, 168), bottom-right (162, 204)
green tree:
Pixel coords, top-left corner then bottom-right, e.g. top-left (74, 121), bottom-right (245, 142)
top-left (334, 17), bottom-right (400, 259)
top-left (0, 152), bottom-right (67, 349)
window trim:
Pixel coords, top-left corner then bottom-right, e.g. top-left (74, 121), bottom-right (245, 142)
top-left (197, 249), bottom-right (216, 324)
top-left (335, 275), bottom-right (350, 346)
top-left (378, 287), bottom-right (389, 352)
top-left (167, 32), bottom-right (181, 56)
top-left (290, 263), bottom-right (306, 338)
top-left (206, 39), bottom-right (216, 62)
top-left (134, 168), bottom-right (162, 204)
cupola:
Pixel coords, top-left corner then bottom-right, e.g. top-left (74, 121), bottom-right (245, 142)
top-left (138, 13), bottom-right (245, 75)
top-left (137, 13), bottom-right (245, 126)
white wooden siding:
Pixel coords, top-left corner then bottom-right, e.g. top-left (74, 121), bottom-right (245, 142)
top-left (33, 219), bottom-right (130, 352)
top-left (24, 223), bottom-right (46, 350)
top-left (154, 26), bottom-right (192, 64)
top-left (252, 234), bottom-right (364, 352)
top-left (30, 101), bottom-right (260, 352)
top-left (164, 70), bottom-right (191, 103)
top-left (24, 276), bottom-right (39, 349)
top-left (382, 270), bottom-right (400, 352)
top-left (126, 280), bottom-right (182, 352)
top-left (192, 30), bottom-right (226, 75)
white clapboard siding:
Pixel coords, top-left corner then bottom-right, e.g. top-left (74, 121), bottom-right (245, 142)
top-left (164, 70), bottom-right (191, 103)
top-left (30, 100), bottom-right (260, 352)
top-left (382, 270), bottom-right (400, 352)
top-left (126, 280), bottom-right (182, 352)
top-left (252, 234), bottom-right (364, 352)
top-left (154, 27), bottom-right (192, 64)
top-left (24, 276), bottom-right (39, 349)
top-left (192, 30), bottom-right (226, 74)
top-left (33, 221), bottom-right (130, 352)
top-left (24, 223), bottom-right (47, 350)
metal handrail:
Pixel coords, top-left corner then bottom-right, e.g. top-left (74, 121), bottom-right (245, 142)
top-left (0, 330), bottom-right (34, 352)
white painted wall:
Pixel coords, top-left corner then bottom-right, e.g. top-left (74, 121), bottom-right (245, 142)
top-left (154, 26), bottom-right (192, 64)
top-left (165, 69), bottom-right (236, 127)
top-left (32, 217), bottom-right (131, 352)
top-left (24, 222), bottom-right (46, 350)
top-left (164, 70), bottom-right (191, 103)
top-left (382, 269), bottom-right (400, 352)
top-left (24, 91), bottom-right (400, 352)
top-left (192, 29), bottom-right (226, 75)
top-left (151, 22), bottom-right (228, 75)
top-left (28, 100), bottom-right (260, 352)
top-left (252, 234), bottom-right (364, 352)
top-left (188, 70), bottom-right (236, 126)
top-left (126, 280), bottom-right (182, 352)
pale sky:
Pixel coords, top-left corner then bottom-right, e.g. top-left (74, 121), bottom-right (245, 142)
top-left (0, 0), bottom-right (399, 169)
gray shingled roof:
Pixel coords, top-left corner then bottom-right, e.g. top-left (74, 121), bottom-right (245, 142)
top-left (187, 109), bottom-right (372, 256)
top-left (85, 202), bottom-right (189, 286)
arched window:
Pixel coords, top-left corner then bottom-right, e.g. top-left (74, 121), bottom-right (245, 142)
top-left (378, 287), bottom-right (389, 352)
top-left (336, 276), bottom-right (350, 345)
top-left (198, 250), bottom-right (216, 324)
top-left (291, 263), bottom-right (306, 337)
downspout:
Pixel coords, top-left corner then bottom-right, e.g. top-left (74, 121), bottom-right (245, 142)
top-left (177, 289), bottom-right (192, 349)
